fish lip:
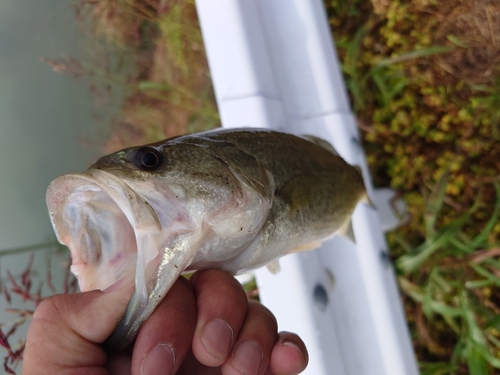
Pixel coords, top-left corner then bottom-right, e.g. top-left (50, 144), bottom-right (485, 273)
top-left (46, 170), bottom-right (161, 292)
top-left (47, 169), bottom-right (160, 239)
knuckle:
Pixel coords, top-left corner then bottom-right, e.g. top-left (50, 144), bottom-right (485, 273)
top-left (195, 270), bottom-right (247, 303)
top-left (33, 295), bottom-right (65, 323)
top-left (248, 301), bottom-right (278, 330)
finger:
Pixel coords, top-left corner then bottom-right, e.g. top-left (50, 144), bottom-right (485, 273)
top-left (190, 270), bottom-right (248, 367)
top-left (222, 301), bottom-right (278, 375)
top-left (107, 349), bottom-right (133, 375)
top-left (268, 332), bottom-right (309, 375)
top-left (177, 349), bottom-right (222, 375)
top-left (22, 286), bottom-right (132, 375)
top-left (131, 276), bottom-right (196, 375)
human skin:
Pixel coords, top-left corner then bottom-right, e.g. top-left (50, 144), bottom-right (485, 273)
top-left (22, 269), bottom-right (308, 375)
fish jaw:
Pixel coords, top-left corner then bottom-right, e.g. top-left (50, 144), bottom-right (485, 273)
top-left (46, 169), bottom-right (205, 350)
top-left (106, 229), bottom-right (203, 350)
top-left (46, 169), bottom-right (167, 297)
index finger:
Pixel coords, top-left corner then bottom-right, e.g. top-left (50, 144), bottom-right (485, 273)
top-left (130, 276), bottom-right (197, 375)
top-left (190, 270), bottom-right (248, 367)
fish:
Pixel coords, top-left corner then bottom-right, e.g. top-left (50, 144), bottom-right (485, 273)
top-left (46, 128), bottom-right (371, 351)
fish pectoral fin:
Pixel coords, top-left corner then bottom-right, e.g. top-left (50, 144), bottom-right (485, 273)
top-left (338, 217), bottom-right (356, 243)
top-left (266, 259), bottom-right (281, 274)
top-left (287, 240), bottom-right (322, 254)
top-left (361, 192), bottom-right (377, 210)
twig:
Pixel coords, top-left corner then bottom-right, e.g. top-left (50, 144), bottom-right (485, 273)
top-left (357, 119), bottom-right (376, 133)
top-left (0, 328), bottom-right (11, 353)
top-left (21, 254), bottom-right (34, 294)
top-left (416, 305), bottom-right (450, 356)
top-left (0, 242), bottom-right (58, 257)
top-left (3, 288), bottom-right (11, 305)
top-left (440, 248), bottom-right (500, 269)
top-left (46, 258), bottom-right (56, 294)
top-left (470, 248), bottom-right (500, 264)
top-left (4, 309), bottom-right (35, 318)
top-left (486, 5), bottom-right (497, 47)
top-left (473, 16), bottom-right (488, 40)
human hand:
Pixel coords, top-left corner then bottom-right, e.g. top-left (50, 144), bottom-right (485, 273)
top-left (22, 269), bottom-right (308, 375)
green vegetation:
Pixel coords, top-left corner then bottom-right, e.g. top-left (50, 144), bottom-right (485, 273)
top-left (326, 0), bottom-right (500, 373)
top-left (46, 0), bottom-right (500, 373)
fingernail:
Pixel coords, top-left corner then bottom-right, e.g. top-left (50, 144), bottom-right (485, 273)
top-left (282, 339), bottom-right (301, 352)
top-left (140, 343), bottom-right (175, 375)
top-left (201, 319), bottom-right (233, 360)
top-left (232, 340), bottom-right (263, 375)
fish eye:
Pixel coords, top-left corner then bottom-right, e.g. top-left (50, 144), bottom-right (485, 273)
top-left (133, 147), bottom-right (164, 170)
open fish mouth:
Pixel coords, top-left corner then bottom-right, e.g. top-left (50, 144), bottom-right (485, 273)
top-left (47, 169), bottom-right (198, 349)
top-left (46, 170), bottom-right (161, 294)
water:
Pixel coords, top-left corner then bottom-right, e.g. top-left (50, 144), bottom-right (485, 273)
top-left (0, 2), bottom-right (114, 371)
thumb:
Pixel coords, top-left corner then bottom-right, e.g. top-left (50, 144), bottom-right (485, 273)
top-left (22, 286), bottom-right (132, 375)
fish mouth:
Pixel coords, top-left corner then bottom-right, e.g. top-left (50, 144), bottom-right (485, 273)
top-left (46, 170), bottom-right (161, 294)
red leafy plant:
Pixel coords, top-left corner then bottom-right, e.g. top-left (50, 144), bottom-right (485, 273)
top-left (0, 251), bottom-right (77, 374)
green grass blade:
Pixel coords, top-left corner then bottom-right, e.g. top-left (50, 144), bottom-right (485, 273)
top-left (460, 290), bottom-right (486, 345)
top-left (446, 35), bottom-right (468, 48)
top-left (393, 232), bottom-right (414, 253)
top-left (483, 257), bottom-right (500, 269)
top-left (431, 270), bottom-right (453, 294)
top-left (451, 338), bottom-right (465, 370)
top-left (449, 235), bottom-right (473, 254)
top-left (397, 212), bottom-right (470, 273)
top-left (398, 277), bottom-right (463, 317)
top-left (375, 46), bottom-right (455, 67)
top-left (420, 361), bottom-right (456, 375)
top-left (443, 313), bottom-right (461, 334)
top-left (469, 264), bottom-right (500, 287)
top-left (425, 171), bottom-right (449, 240)
top-left (471, 342), bottom-right (500, 368)
top-left (487, 333), bottom-right (500, 349)
top-left (485, 315), bottom-right (500, 330)
top-left (137, 81), bottom-right (172, 91)
top-left (370, 66), bottom-right (407, 106)
top-left (342, 26), bottom-right (368, 111)
top-left (470, 182), bottom-right (500, 249)
top-left (465, 279), bottom-right (494, 289)
top-left (466, 344), bottom-right (490, 375)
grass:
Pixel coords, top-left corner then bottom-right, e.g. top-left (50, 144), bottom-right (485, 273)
top-left (12, 0), bottom-right (500, 373)
top-left (396, 175), bottom-right (500, 374)
top-left (326, 0), bottom-right (500, 373)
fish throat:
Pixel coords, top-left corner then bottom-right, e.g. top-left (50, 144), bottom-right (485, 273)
top-left (47, 170), bottom-right (164, 299)
top-left (64, 185), bottom-right (138, 291)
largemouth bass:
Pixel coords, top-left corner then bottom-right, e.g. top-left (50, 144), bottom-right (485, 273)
top-left (46, 128), bottom-right (370, 350)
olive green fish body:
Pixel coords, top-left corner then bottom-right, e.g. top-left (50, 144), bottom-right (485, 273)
top-left (179, 129), bottom-right (366, 272)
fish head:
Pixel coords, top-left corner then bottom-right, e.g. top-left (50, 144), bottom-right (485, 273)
top-left (46, 137), bottom-right (274, 349)
top-left (47, 145), bottom-right (159, 290)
